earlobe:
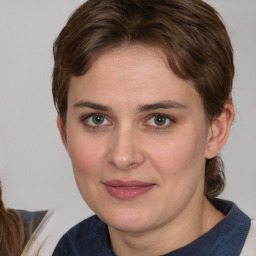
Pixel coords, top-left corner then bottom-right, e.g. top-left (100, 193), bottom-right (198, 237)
top-left (205, 102), bottom-right (234, 159)
top-left (57, 114), bottom-right (69, 151)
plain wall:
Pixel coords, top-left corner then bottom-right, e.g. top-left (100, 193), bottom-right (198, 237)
top-left (0, 0), bottom-right (255, 218)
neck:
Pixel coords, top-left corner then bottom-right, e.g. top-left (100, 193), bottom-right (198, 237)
top-left (109, 197), bottom-right (224, 256)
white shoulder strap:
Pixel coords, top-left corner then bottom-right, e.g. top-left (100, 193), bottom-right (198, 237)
top-left (240, 220), bottom-right (256, 256)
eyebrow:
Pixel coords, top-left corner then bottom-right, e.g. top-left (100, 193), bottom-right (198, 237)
top-left (73, 100), bottom-right (187, 113)
top-left (73, 101), bottom-right (111, 111)
top-left (137, 100), bottom-right (188, 112)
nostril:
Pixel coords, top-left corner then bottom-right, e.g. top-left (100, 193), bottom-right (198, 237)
top-left (127, 162), bottom-right (141, 170)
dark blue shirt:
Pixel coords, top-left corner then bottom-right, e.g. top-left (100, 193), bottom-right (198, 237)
top-left (52, 199), bottom-right (250, 256)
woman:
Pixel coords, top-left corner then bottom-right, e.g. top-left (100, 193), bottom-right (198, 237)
top-left (0, 181), bottom-right (46, 256)
top-left (52, 0), bottom-right (255, 255)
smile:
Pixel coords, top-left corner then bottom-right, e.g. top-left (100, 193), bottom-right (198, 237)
top-left (103, 180), bottom-right (155, 200)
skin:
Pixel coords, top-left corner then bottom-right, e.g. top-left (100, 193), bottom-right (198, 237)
top-left (58, 45), bottom-right (234, 256)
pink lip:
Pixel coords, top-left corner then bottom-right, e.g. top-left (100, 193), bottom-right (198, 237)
top-left (103, 180), bottom-right (155, 200)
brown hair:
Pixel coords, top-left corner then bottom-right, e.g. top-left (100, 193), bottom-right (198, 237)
top-left (52, 0), bottom-right (234, 197)
top-left (0, 182), bottom-right (23, 256)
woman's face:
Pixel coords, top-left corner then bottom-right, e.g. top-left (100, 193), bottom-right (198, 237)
top-left (63, 46), bottom-right (212, 233)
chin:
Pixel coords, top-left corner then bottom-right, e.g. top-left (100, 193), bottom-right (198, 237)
top-left (100, 208), bottom-right (154, 233)
top-left (110, 220), bottom-right (152, 233)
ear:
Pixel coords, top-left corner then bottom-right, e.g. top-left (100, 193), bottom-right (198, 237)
top-left (205, 102), bottom-right (234, 159)
top-left (57, 114), bottom-right (69, 151)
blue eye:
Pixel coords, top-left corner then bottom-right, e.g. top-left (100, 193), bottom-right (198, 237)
top-left (146, 114), bottom-right (173, 128)
top-left (83, 114), bottom-right (111, 127)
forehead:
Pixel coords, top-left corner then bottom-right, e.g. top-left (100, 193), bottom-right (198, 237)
top-left (68, 45), bottom-right (202, 111)
top-left (81, 45), bottom-right (171, 84)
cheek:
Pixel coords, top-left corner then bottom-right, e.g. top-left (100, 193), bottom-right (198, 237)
top-left (66, 135), bottom-right (107, 211)
top-left (67, 134), bottom-right (106, 176)
top-left (147, 131), bottom-right (207, 178)
top-left (147, 133), bottom-right (207, 209)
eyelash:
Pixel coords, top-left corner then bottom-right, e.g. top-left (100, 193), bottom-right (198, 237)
top-left (144, 114), bottom-right (175, 129)
top-left (81, 113), bottom-right (112, 129)
top-left (80, 113), bottom-right (175, 130)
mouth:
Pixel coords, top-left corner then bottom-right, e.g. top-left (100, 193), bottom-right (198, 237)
top-left (102, 180), bottom-right (155, 200)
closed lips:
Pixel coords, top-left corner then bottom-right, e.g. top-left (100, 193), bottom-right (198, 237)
top-left (103, 180), bottom-right (155, 200)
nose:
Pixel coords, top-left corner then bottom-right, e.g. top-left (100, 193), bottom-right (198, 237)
top-left (106, 127), bottom-right (145, 170)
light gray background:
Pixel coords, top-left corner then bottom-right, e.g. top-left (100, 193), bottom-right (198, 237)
top-left (0, 0), bottom-right (255, 218)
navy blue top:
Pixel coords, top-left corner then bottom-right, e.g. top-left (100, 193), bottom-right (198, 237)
top-left (52, 199), bottom-right (251, 256)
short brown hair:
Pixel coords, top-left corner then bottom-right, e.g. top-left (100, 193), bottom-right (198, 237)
top-left (52, 0), bottom-right (234, 197)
